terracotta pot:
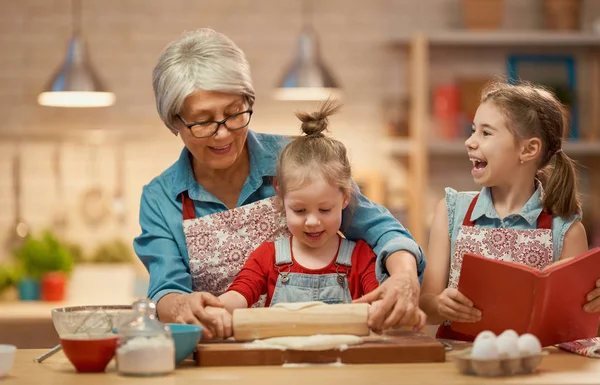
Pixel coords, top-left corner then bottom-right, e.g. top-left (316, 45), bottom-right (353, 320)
top-left (41, 272), bottom-right (67, 302)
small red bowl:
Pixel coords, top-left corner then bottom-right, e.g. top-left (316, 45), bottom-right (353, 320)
top-left (60, 336), bottom-right (118, 373)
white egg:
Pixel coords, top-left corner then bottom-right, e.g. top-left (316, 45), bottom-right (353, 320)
top-left (517, 333), bottom-right (542, 356)
top-left (472, 337), bottom-right (500, 360)
top-left (473, 330), bottom-right (496, 345)
top-left (499, 329), bottom-right (518, 340)
top-left (496, 330), bottom-right (520, 358)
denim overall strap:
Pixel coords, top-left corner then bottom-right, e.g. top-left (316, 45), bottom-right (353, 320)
top-left (274, 237), bottom-right (355, 266)
top-left (274, 237), bottom-right (293, 265)
top-left (269, 237), bottom-right (354, 306)
top-left (336, 238), bottom-right (355, 267)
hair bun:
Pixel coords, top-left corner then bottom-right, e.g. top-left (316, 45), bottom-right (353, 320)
top-left (300, 118), bottom-right (328, 137)
top-left (295, 99), bottom-right (342, 138)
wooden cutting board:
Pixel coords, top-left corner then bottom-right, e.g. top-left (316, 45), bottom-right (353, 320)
top-left (195, 330), bottom-right (445, 366)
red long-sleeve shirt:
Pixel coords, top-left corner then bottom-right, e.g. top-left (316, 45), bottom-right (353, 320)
top-left (227, 238), bottom-right (379, 307)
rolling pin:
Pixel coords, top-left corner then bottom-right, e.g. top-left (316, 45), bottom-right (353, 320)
top-left (232, 302), bottom-right (420, 341)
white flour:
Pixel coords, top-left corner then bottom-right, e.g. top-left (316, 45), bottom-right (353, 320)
top-left (116, 335), bottom-right (175, 376)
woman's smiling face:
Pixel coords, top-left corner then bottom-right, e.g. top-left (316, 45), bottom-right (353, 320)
top-left (176, 90), bottom-right (250, 171)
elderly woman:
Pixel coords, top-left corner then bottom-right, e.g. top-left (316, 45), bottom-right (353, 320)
top-left (133, 28), bottom-right (426, 337)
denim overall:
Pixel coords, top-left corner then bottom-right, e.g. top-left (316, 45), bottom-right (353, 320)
top-left (270, 237), bottom-right (355, 306)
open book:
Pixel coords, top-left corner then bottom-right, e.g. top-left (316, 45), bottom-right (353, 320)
top-left (450, 248), bottom-right (600, 347)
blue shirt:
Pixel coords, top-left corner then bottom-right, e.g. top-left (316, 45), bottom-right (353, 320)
top-left (134, 130), bottom-right (425, 303)
top-left (445, 185), bottom-right (579, 261)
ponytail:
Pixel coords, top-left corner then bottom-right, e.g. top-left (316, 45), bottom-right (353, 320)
top-left (540, 150), bottom-right (581, 218)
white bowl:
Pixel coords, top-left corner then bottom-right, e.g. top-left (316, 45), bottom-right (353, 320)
top-left (0, 345), bottom-right (16, 377)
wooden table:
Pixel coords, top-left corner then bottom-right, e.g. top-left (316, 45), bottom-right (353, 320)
top-left (3, 347), bottom-right (600, 384)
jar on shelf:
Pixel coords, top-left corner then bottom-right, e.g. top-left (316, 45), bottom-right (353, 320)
top-left (462, 0), bottom-right (505, 30)
top-left (542, 0), bottom-right (581, 31)
top-left (115, 298), bottom-right (175, 376)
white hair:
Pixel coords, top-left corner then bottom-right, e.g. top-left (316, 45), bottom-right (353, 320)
top-left (152, 28), bottom-right (255, 132)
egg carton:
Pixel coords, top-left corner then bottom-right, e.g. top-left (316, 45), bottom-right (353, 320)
top-left (453, 348), bottom-right (548, 377)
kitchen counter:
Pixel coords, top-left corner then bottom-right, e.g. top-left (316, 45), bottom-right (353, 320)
top-left (3, 347), bottom-right (600, 385)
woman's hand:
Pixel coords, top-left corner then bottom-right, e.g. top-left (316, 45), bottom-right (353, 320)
top-left (201, 306), bottom-right (233, 340)
top-left (354, 271), bottom-right (419, 332)
top-left (437, 288), bottom-right (481, 323)
top-left (354, 257), bottom-right (420, 331)
top-left (369, 300), bottom-right (427, 332)
top-left (159, 292), bottom-right (225, 339)
top-left (584, 279), bottom-right (600, 313)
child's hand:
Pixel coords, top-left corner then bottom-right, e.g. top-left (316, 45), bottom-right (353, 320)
top-left (437, 288), bottom-right (481, 323)
top-left (584, 279), bottom-right (600, 313)
top-left (201, 306), bottom-right (233, 340)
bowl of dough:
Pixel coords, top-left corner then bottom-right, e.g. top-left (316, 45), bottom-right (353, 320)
top-left (453, 330), bottom-right (547, 377)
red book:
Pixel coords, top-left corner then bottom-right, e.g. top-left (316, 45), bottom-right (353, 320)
top-left (451, 248), bottom-right (600, 347)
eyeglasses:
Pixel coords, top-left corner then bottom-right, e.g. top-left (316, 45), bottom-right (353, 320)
top-left (176, 110), bottom-right (253, 139)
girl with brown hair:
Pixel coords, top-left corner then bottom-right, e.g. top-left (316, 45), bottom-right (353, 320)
top-left (419, 80), bottom-right (592, 341)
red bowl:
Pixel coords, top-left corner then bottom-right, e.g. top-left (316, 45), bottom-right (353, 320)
top-left (60, 336), bottom-right (118, 373)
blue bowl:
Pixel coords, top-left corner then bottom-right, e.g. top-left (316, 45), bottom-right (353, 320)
top-left (166, 324), bottom-right (203, 364)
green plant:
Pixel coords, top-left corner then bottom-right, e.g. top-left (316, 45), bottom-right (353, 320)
top-left (91, 239), bottom-right (134, 264)
top-left (0, 264), bottom-right (19, 293)
top-left (65, 242), bottom-right (86, 264)
top-left (13, 230), bottom-right (74, 280)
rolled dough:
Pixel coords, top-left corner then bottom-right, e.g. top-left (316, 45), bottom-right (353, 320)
top-left (246, 334), bottom-right (363, 351)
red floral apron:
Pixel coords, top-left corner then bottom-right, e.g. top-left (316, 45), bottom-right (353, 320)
top-left (437, 193), bottom-right (554, 340)
top-left (181, 192), bottom-right (290, 306)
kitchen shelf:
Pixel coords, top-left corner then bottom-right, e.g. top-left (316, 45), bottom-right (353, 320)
top-left (390, 31), bottom-right (600, 247)
top-left (391, 30), bottom-right (600, 48)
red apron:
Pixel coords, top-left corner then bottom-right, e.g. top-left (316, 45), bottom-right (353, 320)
top-left (437, 193), bottom-right (554, 340)
top-left (181, 192), bottom-right (290, 306)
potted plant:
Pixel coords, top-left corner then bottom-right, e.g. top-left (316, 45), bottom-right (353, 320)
top-left (13, 231), bottom-right (74, 301)
top-left (0, 264), bottom-right (19, 301)
top-left (67, 239), bottom-right (138, 304)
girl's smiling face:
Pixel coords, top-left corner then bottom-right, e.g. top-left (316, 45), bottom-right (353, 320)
top-left (282, 174), bottom-right (350, 250)
top-left (465, 101), bottom-right (523, 187)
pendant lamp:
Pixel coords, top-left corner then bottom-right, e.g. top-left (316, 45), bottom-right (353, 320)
top-left (273, 1), bottom-right (341, 101)
top-left (38, 0), bottom-right (115, 108)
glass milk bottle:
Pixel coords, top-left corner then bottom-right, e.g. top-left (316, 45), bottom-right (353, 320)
top-left (116, 298), bottom-right (175, 376)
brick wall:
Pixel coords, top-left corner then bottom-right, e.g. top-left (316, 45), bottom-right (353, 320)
top-left (0, 0), bottom-right (599, 264)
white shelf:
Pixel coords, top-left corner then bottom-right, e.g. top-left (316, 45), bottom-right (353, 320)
top-left (389, 139), bottom-right (600, 157)
top-left (392, 31), bottom-right (600, 47)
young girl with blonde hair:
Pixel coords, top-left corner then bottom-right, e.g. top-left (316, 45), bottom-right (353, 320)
top-left (197, 100), bottom-right (425, 338)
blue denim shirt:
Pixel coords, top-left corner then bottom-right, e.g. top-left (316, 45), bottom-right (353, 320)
top-left (445, 185), bottom-right (579, 261)
top-left (134, 130), bottom-right (425, 303)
